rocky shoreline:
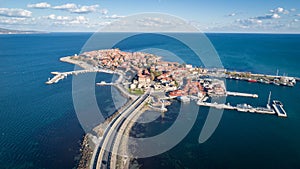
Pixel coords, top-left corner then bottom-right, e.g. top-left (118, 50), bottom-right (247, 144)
top-left (77, 134), bottom-right (94, 169)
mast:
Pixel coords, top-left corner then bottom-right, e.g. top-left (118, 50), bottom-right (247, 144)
top-left (267, 91), bottom-right (271, 109)
top-left (276, 69), bottom-right (279, 76)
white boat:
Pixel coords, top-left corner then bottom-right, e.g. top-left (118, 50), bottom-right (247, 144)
top-left (287, 82), bottom-right (294, 87)
top-left (236, 103), bottom-right (251, 112)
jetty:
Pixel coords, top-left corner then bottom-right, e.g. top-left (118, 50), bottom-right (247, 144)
top-left (226, 91), bottom-right (258, 98)
top-left (197, 91), bottom-right (287, 117)
top-left (197, 101), bottom-right (278, 116)
top-left (46, 69), bottom-right (116, 85)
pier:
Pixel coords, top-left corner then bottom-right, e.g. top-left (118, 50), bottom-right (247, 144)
top-left (196, 101), bottom-right (282, 116)
top-left (45, 69), bottom-right (116, 85)
top-left (226, 91), bottom-right (258, 98)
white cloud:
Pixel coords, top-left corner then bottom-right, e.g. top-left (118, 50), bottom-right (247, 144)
top-left (69, 16), bottom-right (88, 24)
top-left (46, 14), bottom-right (56, 20)
top-left (100, 9), bottom-right (108, 15)
top-left (27, 2), bottom-right (51, 9)
top-left (0, 16), bottom-right (36, 26)
top-left (254, 13), bottom-right (281, 20)
top-left (227, 13), bottom-right (236, 17)
top-left (52, 3), bottom-right (77, 10)
top-left (52, 3), bottom-right (99, 14)
top-left (236, 18), bottom-right (263, 27)
top-left (0, 8), bottom-right (32, 18)
top-left (135, 17), bottom-right (176, 28)
top-left (0, 17), bottom-right (26, 24)
top-left (290, 8), bottom-right (296, 12)
top-left (71, 5), bottom-right (99, 14)
top-left (42, 14), bottom-right (89, 25)
top-left (271, 13), bottom-right (281, 19)
top-left (102, 14), bottom-right (125, 19)
top-left (270, 7), bottom-right (289, 15)
top-left (44, 14), bottom-right (70, 21)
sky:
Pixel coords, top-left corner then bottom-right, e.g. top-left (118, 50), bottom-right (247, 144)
top-left (0, 0), bottom-right (300, 33)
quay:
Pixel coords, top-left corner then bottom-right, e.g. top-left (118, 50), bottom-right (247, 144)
top-left (226, 91), bottom-right (258, 98)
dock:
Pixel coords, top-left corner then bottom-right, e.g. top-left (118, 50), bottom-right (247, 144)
top-left (196, 100), bottom-right (283, 117)
top-left (272, 100), bottom-right (287, 117)
top-left (226, 91), bottom-right (258, 98)
top-left (197, 102), bottom-right (235, 110)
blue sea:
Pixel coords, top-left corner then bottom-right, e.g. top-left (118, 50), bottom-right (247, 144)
top-left (0, 33), bottom-right (300, 169)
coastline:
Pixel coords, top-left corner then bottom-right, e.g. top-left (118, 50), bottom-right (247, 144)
top-left (50, 49), bottom-right (293, 169)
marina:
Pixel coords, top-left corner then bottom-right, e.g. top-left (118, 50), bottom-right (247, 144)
top-left (196, 101), bottom-right (279, 116)
top-left (196, 91), bottom-right (287, 117)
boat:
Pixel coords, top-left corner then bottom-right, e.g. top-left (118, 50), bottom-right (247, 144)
top-left (236, 103), bottom-right (252, 112)
top-left (281, 82), bottom-right (287, 86)
top-left (273, 79), bottom-right (280, 85)
top-left (223, 103), bottom-right (235, 110)
top-left (287, 82), bottom-right (294, 87)
top-left (255, 107), bottom-right (275, 114)
top-left (248, 78), bottom-right (257, 83)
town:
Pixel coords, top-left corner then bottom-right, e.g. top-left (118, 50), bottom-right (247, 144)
top-left (46, 48), bottom-right (295, 169)
top-left (46, 48), bottom-right (295, 118)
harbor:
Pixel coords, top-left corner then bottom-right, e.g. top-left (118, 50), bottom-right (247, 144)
top-left (196, 91), bottom-right (287, 118)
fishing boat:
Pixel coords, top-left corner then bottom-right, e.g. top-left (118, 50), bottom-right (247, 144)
top-left (248, 78), bottom-right (257, 83)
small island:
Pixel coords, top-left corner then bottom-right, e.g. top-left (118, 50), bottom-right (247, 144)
top-left (46, 48), bottom-right (296, 169)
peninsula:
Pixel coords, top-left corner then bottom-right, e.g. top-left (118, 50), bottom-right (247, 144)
top-left (46, 48), bottom-right (295, 169)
